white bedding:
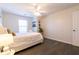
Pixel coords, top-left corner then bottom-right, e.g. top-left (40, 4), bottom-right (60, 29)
top-left (9, 32), bottom-right (43, 52)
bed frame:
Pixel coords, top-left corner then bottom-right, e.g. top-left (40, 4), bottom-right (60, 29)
top-left (9, 32), bottom-right (43, 52)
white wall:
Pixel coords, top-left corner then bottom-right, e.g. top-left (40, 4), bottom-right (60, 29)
top-left (2, 12), bottom-right (33, 33)
top-left (40, 5), bottom-right (79, 44)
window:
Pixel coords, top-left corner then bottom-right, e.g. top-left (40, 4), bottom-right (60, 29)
top-left (19, 19), bottom-right (28, 33)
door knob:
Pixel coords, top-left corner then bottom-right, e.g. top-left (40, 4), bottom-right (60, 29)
top-left (73, 30), bottom-right (76, 31)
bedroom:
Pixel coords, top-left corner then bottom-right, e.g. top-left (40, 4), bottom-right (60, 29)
top-left (0, 3), bottom-right (79, 55)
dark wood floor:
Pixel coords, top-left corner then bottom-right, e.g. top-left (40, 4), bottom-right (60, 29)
top-left (15, 38), bottom-right (79, 55)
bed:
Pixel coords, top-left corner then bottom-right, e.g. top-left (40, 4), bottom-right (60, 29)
top-left (9, 32), bottom-right (43, 53)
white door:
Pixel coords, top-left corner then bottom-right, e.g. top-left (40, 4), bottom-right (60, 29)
top-left (72, 11), bottom-right (79, 46)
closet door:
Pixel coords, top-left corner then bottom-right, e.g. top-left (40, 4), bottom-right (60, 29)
top-left (72, 11), bottom-right (79, 46)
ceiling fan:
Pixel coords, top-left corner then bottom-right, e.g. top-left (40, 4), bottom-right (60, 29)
top-left (33, 4), bottom-right (46, 16)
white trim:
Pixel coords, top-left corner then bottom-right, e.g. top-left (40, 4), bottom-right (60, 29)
top-left (44, 35), bottom-right (72, 45)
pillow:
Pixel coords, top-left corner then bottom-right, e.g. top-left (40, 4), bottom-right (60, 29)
top-left (7, 28), bottom-right (16, 36)
top-left (12, 32), bottom-right (16, 36)
top-left (7, 28), bottom-right (12, 34)
top-left (0, 25), bottom-right (5, 34)
top-left (4, 28), bottom-right (8, 34)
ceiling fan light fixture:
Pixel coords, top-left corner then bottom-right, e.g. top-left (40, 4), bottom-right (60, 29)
top-left (32, 4), bottom-right (43, 16)
top-left (32, 3), bottom-right (37, 6)
top-left (34, 12), bottom-right (41, 16)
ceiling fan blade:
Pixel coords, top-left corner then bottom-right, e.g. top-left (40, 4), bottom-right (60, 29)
top-left (38, 10), bottom-right (46, 13)
top-left (36, 6), bottom-right (41, 11)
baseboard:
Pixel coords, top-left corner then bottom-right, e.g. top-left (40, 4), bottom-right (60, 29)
top-left (44, 35), bottom-right (79, 47)
top-left (44, 36), bottom-right (72, 45)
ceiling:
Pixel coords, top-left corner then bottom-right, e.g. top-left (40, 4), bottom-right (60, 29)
top-left (0, 3), bottom-right (78, 17)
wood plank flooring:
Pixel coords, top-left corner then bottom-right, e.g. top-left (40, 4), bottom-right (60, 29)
top-left (15, 38), bottom-right (79, 55)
